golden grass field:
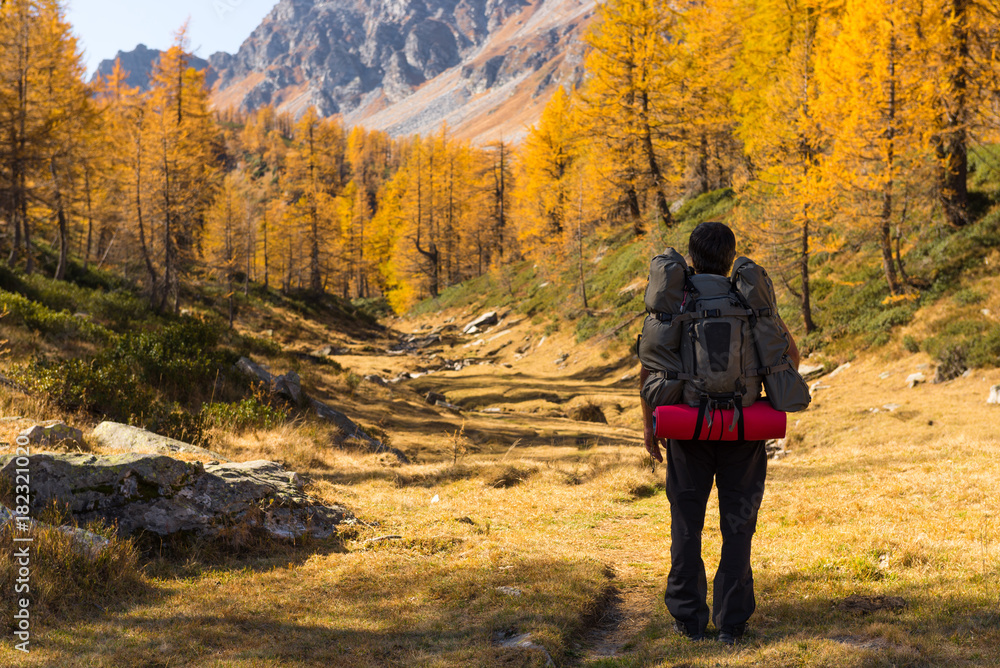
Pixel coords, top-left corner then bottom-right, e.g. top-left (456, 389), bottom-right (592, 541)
top-left (2, 301), bottom-right (1000, 667)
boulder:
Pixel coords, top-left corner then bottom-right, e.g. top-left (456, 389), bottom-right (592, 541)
top-left (364, 374), bottom-right (389, 387)
top-left (310, 398), bottom-right (409, 463)
top-left (235, 356), bottom-right (273, 385)
top-left (906, 372), bottom-right (926, 388)
top-left (273, 370), bottom-right (303, 405)
top-left (463, 311), bottom-right (498, 334)
top-left (426, 391), bottom-right (447, 405)
top-left (90, 421), bottom-right (227, 461)
top-left (989, 385), bottom-right (1000, 405)
top-left (0, 454), bottom-right (350, 540)
top-left (19, 422), bottom-right (84, 448)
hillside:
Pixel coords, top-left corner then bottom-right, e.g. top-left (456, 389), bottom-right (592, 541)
top-left (2, 191), bottom-right (1000, 665)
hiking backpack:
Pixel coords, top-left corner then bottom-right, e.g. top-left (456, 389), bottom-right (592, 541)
top-left (637, 249), bottom-right (810, 438)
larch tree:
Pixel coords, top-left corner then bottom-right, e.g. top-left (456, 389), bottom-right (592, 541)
top-left (731, 0), bottom-right (837, 332)
top-left (578, 0), bottom-right (678, 233)
top-left (0, 0), bottom-right (91, 274)
top-left (145, 26), bottom-right (220, 310)
top-left (284, 108), bottom-right (346, 294)
top-left (815, 0), bottom-right (941, 296)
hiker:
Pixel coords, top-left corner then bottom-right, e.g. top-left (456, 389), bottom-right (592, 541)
top-left (639, 222), bottom-right (802, 645)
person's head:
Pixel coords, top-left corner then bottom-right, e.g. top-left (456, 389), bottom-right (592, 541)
top-left (688, 222), bottom-right (736, 276)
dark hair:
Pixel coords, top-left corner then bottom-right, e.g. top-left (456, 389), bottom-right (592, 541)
top-left (688, 222), bottom-right (737, 276)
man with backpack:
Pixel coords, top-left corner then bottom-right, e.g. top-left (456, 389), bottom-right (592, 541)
top-left (639, 222), bottom-right (802, 645)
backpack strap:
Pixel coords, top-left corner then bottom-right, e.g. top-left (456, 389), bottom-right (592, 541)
top-left (753, 362), bottom-right (792, 377)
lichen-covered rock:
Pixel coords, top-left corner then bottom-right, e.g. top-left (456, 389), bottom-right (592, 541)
top-left (0, 454), bottom-right (351, 540)
top-left (90, 421), bottom-right (227, 461)
top-left (19, 422), bottom-right (85, 448)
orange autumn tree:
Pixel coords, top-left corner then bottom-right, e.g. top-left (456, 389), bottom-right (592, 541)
top-left (0, 0), bottom-right (93, 274)
top-left (731, 0), bottom-right (838, 332)
top-left (815, 0), bottom-right (942, 297)
top-left (145, 26), bottom-right (220, 310)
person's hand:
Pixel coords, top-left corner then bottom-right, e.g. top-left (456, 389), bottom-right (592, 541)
top-left (644, 422), bottom-right (665, 463)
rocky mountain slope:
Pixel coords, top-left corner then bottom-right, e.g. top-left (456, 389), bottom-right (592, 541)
top-left (92, 44), bottom-right (212, 90)
top-left (92, 0), bottom-right (594, 143)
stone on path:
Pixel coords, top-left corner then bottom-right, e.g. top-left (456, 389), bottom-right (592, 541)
top-left (798, 364), bottom-right (826, 381)
top-left (463, 311), bottom-right (498, 334)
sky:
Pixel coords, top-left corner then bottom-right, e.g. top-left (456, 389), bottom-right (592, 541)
top-left (65, 0), bottom-right (280, 76)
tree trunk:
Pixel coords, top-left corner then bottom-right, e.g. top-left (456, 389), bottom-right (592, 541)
top-left (84, 168), bottom-right (94, 269)
top-left (882, 30), bottom-right (901, 296)
top-left (50, 159), bottom-right (69, 280)
top-left (639, 90), bottom-right (672, 231)
top-left (800, 215), bottom-right (816, 333)
top-left (939, 0), bottom-right (970, 228)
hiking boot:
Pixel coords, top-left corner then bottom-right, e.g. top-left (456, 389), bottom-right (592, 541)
top-left (716, 623), bottom-right (746, 646)
top-left (672, 620), bottom-right (704, 641)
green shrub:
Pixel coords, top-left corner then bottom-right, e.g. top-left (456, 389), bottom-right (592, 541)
top-left (11, 320), bottom-right (234, 423)
top-left (201, 397), bottom-right (288, 432)
top-left (574, 313), bottom-right (601, 342)
top-left (903, 335), bottom-right (921, 353)
top-left (93, 290), bottom-right (151, 329)
top-left (952, 289), bottom-right (986, 306)
top-left (13, 356), bottom-right (153, 422)
top-left (923, 320), bottom-right (1000, 369)
top-left (0, 289), bottom-right (108, 341)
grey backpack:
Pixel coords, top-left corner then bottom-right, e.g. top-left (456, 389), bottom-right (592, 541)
top-left (637, 249), bottom-right (810, 435)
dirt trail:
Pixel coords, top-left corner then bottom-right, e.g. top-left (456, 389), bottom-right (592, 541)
top-left (308, 307), bottom-right (647, 461)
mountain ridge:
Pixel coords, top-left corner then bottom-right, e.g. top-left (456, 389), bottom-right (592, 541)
top-left (91, 0), bottom-right (594, 143)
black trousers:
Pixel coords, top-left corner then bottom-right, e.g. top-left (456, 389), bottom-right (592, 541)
top-left (664, 438), bottom-right (767, 633)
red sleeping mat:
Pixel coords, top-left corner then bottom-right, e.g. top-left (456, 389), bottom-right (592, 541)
top-left (653, 401), bottom-right (787, 441)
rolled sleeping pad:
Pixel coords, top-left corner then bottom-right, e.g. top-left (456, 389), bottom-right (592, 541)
top-left (653, 400), bottom-right (787, 441)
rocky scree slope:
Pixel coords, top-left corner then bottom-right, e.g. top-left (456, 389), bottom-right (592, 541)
top-left (94, 0), bottom-right (594, 142)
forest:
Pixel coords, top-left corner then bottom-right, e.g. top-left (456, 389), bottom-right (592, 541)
top-left (1, 0), bottom-right (997, 325)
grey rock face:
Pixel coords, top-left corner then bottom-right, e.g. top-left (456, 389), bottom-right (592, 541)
top-left (90, 422), bottom-right (228, 461)
top-left (90, 44), bottom-right (213, 90)
top-left (209, 0), bottom-right (583, 118)
top-left (0, 454), bottom-right (350, 540)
